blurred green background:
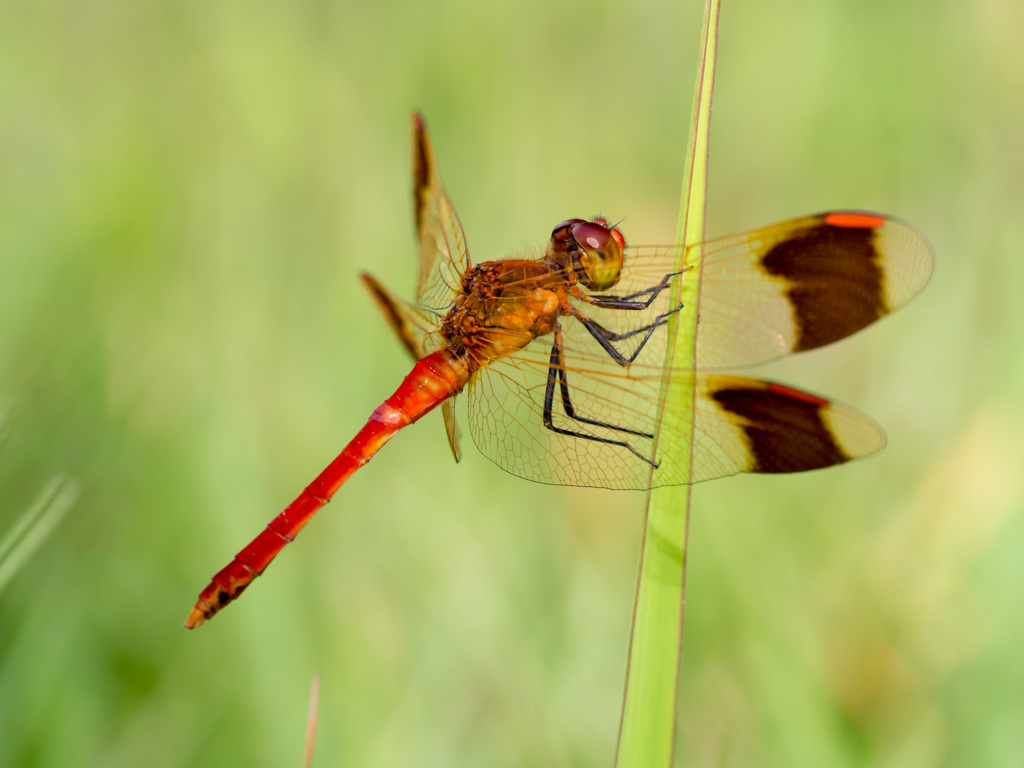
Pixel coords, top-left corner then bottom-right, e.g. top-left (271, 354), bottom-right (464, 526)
top-left (1, 0), bottom-right (1021, 765)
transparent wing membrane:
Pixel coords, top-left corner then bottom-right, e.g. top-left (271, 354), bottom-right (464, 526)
top-left (360, 273), bottom-right (446, 358)
top-left (466, 323), bottom-right (886, 489)
top-left (619, 213), bottom-right (932, 369)
top-left (412, 114), bottom-right (470, 312)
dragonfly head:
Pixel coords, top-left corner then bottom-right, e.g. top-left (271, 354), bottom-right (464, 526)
top-left (549, 217), bottom-right (626, 292)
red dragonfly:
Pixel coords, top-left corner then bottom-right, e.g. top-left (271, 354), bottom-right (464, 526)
top-left (185, 115), bottom-right (932, 629)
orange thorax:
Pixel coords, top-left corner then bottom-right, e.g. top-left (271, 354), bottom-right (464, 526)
top-left (442, 259), bottom-right (566, 369)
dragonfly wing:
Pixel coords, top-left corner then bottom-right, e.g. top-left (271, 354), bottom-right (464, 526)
top-left (689, 374), bottom-right (885, 481)
top-left (361, 272), bottom-right (458, 461)
top-left (466, 320), bottom-right (884, 489)
top-left (442, 399), bottom-right (461, 463)
top-left (412, 113), bottom-right (470, 313)
top-left (362, 117), bottom-right (472, 463)
top-left (360, 273), bottom-right (445, 359)
top-left (619, 212), bottom-right (933, 369)
top-left (464, 291), bottom-right (690, 489)
top-left (466, 336), bottom-right (663, 490)
top-left (693, 212), bottom-right (933, 368)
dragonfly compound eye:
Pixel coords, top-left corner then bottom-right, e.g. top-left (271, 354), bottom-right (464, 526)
top-left (572, 220), bottom-right (624, 291)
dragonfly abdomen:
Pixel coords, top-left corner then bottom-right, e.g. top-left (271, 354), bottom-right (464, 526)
top-left (184, 350), bottom-right (468, 629)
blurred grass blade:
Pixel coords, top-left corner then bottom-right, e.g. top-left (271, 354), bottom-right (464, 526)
top-left (615, 0), bottom-right (720, 766)
top-left (0, 475), bottom-right (78, 596)
top-left (303, 671), bottom-right (321, 768)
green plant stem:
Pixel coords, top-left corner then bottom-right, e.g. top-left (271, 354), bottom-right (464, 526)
top-left (615, 1), bottom-right (720, 765)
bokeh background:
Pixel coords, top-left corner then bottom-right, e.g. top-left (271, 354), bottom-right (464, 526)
top-left (1, 0), bottom-right (1021, 765)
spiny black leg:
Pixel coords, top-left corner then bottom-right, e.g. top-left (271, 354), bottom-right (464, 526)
top-left (556, 353), bottom-right (652, 439)
top-left (587, 270), bottom-right (686, 310)
top-left (591, 304), bottom-right (684, 342)
top-left (547, 329), bottom-right (648, 436)
top-left (589, 270), bottom-right (683, 307)
top-left (575, 304), bottom-right (683, 366)
top-left (542, 340), bottom-right (561, 429)
top-left (541, 331), bottom-right (657, 468)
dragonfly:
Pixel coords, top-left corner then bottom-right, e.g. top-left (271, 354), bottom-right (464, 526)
top-left (184, 114), bottom-right (932, 629)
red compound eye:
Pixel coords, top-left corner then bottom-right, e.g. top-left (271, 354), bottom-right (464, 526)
top-left (569, 219), bottom-right (624, 291)
top-left (571, 221), bottom-right (612, 251)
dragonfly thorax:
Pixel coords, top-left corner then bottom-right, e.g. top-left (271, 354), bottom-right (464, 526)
top-left (440, 260), bottom-right (562, 369)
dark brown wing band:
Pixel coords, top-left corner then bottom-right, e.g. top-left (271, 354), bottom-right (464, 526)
top-left (761, 216), bottom-right (886, 354)
top-left (710, 382), bottom-right (850, 473)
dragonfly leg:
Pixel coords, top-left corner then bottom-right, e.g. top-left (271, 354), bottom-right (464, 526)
top-left (570, 303), bottom-right (683, 366)
top-left (555, 352), bottom-right (652, 440)
top-left (541, 329), bottom-right (657, 467)
top-left (578, 269), bottom-right (687, 310)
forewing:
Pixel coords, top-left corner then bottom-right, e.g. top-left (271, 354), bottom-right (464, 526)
top-left (620, 212), bottom-right (933, 369)
top-left (412, 114), bottom-right (470, 312)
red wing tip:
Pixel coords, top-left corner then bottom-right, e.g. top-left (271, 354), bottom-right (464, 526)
top-left (824, 212), bottom-right (886, 229)
top-left (183, 608), bottom-right (207, 630)
top-left (412, 112), bottom-right (425, 130)
top-left (766, 382), bottom-right (830, 407)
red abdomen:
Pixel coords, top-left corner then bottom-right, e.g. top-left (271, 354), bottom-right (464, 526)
top-left (184, 350), bottom-right (468, 628)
